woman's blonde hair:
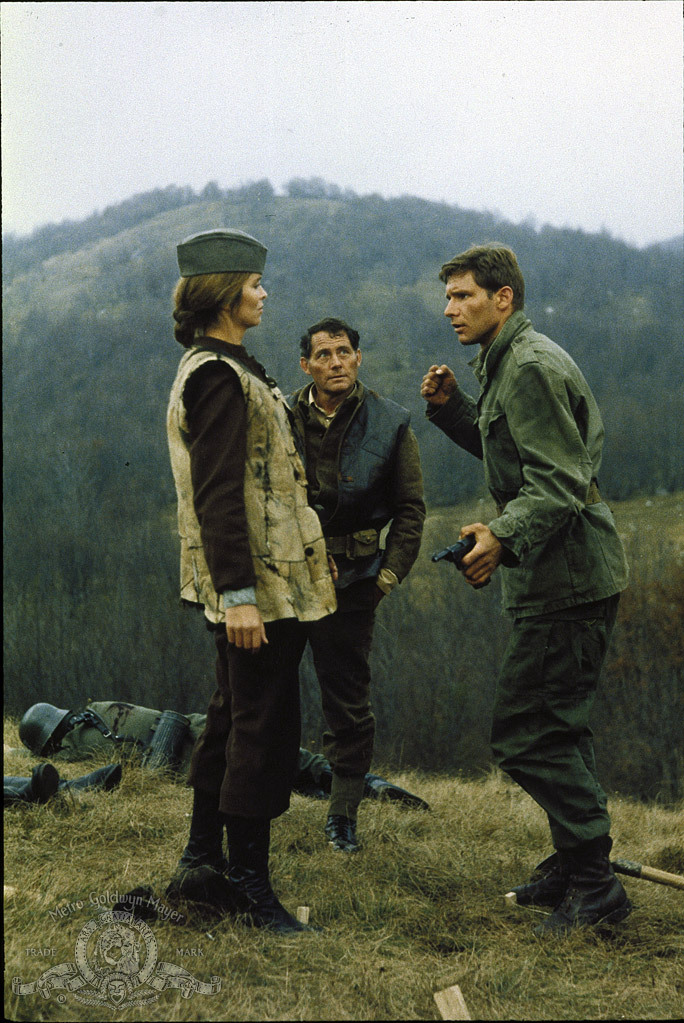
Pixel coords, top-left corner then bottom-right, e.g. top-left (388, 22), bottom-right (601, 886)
top-left (172, 271), bottom-right (252, 347)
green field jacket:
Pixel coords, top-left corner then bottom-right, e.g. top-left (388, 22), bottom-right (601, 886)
top-left (428, 311), bottom-right (629, 616)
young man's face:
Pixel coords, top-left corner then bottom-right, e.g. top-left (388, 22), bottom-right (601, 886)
top-left (301, 330), bottom-right (361, 401)
top-left (444, 272), bottom-right (511, 349)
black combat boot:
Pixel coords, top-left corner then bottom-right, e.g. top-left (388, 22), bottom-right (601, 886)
top-left (508, 851), bottom-right (569, 907)
top-left (4, 763), bottom-right (60, 806)
top-left (166, 788), bottom-right (238, 913)
top-left (58, 764), bottom-right (122, 794)
top-left (175, 788), bottom-right (229, 873)
top-left (325, 814), bottom-right (360, 853)
top-left (326, 773), bottom-right (363, 852)
top-left (224, 815), bottom-right (312, 934)
top-left (535, 835), bottom-right (632, 936)
top-left (165, 863), bottom-right (241, 914)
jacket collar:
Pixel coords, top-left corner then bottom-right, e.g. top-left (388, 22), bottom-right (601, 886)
top-left (193, 335), bottom-right (275, 386)
top-left (194, 334), bottom-right (249, 360)
top-left (469, 310), bottom-right (531, 387)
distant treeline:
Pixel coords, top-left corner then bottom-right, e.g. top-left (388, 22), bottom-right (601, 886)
top-left (2, 178), bottom-right (355, 279)
top-left (3, 182), bottom-right (683, 800)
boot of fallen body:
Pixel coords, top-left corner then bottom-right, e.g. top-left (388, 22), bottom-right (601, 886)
top-left (4, 763), bottom-right (61, 806)
top-left (293, 757), bottom-right (430, 810)
top-left (4, 763), bottom-right (121, 804)
top-left (362, 773), bottom-right (430, 810)
top-left (58, 764), bottom-right (122, 794)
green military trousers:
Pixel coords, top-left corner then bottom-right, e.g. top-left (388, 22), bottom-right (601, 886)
top-left (490, 594), bottom-right (619, 850)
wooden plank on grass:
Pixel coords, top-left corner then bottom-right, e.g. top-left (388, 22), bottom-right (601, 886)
top-left (434, 983), bottom-right (471, 1020)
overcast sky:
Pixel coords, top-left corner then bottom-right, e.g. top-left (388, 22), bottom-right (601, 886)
top-left (2, 0), bottom-right (682, 247)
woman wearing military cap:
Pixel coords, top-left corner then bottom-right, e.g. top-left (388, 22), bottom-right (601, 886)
top-left (166, 229), bottom-right (336, 933)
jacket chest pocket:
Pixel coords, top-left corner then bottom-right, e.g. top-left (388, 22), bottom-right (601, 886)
top-left (479, 408), bottom-right (523, 493)
top-left (340, 435), bottom-right (391, 490)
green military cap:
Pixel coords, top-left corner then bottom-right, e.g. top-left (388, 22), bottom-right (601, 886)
top-left (177, 229), bottom-right (267, 277)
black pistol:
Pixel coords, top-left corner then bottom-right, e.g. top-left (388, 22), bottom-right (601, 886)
top-left (431, 533), bottom-right (476, 570)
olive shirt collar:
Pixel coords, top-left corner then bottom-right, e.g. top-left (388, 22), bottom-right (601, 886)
top-left (469, 311), bottom-right (531, 389)
top-left (297, 379), bottom-right (364, 420)
top-left (308, 381), bottom-right (361, 425)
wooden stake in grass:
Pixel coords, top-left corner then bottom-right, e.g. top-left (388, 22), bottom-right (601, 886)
top-left (434, 983), bottom-right (471, 1020)
top-left (503, 891), bottom-right (547, 914)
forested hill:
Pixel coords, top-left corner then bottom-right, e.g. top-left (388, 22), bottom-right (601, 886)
top-left (4, 179), bottom-right (683, 512)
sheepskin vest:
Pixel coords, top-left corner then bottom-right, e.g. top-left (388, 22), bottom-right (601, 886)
top-left (167, 347), bottom-right (336, 625)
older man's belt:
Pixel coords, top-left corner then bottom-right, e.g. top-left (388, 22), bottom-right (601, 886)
top-left (326, 529), bottom-right (380, 559)
top-left (495, 480), bottom-right (602, 518)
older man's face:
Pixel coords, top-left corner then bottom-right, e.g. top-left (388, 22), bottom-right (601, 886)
top-left (301, 330), bottom-right (361, 402)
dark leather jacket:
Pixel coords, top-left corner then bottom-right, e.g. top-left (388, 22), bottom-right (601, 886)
top-left (288, 381), bottom-right (425, 589)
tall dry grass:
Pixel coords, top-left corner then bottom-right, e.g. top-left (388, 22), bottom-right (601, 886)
top-left (4, 721), bottom-right (683, 1022)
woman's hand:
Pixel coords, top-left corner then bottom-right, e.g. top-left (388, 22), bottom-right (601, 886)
top-left (225, 604), bottom-right (268, 652)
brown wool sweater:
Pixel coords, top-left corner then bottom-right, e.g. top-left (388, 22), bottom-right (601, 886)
top-left (181, 338), bottom-right (268, 594)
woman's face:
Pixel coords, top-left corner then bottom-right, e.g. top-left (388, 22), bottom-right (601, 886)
top-left (233, 273), bottom-right (267, 329)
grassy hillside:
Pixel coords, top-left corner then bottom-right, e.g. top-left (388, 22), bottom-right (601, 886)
top-left (4, 724), bottom-right (683, 1022)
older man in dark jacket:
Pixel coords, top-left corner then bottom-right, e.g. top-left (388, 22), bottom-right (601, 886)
top-left (289, 318), bottom-right (425, 853)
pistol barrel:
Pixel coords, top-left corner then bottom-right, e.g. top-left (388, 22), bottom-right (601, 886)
top-left (431, 534), bottom-right (476, 566)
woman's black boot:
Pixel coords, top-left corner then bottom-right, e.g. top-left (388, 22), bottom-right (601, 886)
top-left (224, 814), bottom-right (312, 934)
top-left (176, 787), bottom-right (229, 872)
top-left (166, 788), bottom-right (240, 913)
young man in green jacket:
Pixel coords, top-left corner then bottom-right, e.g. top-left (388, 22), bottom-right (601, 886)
top-left (421, 245), bottom-right (630, 935)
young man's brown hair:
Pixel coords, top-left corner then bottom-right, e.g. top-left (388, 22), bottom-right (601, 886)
top-left (439, 244), bottom-right (525, 311)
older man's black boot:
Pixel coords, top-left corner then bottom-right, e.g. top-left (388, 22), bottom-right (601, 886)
top-left (325, 814), bottom-right (360, 852)
top-left (225, 815), bottom-right (312, 934)
top-left (326, 773), bottom-right (363, 852)
top-left (535, 835), bottom-right (631, 936)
